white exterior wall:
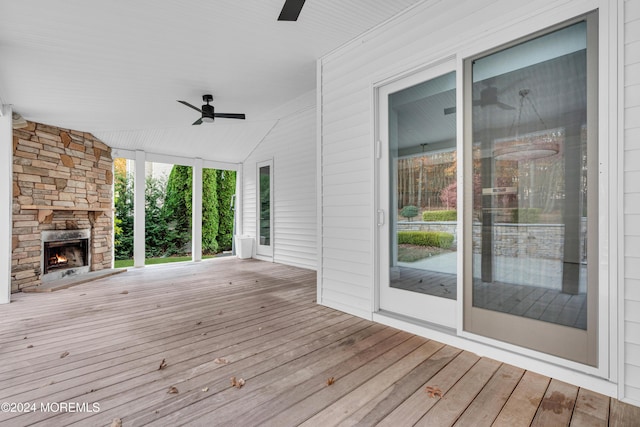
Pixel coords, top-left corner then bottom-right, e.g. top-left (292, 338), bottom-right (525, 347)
top-left (624, 0), bottom-right (640, 405)
top-left (242, 100), bottom-right (317, 270)
top-left (319, 0), bottom-right (635, 401)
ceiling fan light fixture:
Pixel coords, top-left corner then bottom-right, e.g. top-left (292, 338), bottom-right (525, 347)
top-left (201, 116), bottom-right (214, 123)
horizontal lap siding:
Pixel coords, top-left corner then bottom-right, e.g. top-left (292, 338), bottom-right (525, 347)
top-left (243, 106), bottom-right (317, 270)
top-left (625, 0), bottom-right (640, 405)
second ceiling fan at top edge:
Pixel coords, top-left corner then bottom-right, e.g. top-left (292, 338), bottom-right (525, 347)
top-left (278, 0), bottom-right (306, 21)
top-left (177, 94), bottom-right (246, 126)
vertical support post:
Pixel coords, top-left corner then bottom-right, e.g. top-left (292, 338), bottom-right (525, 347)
top-left (0, 105), bottom-right (12, 303)
top-left (480, 128), bottom-right (494, 284)
top-left (235, 163), bottom-right (243, 237)
top-left (133, 150), bottom-right (146, 268)
top-left (192, 158), bottom-right (203, 262)
top-left (562, 113), bottom-right (584, 294)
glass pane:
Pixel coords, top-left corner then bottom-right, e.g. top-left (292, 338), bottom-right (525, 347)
top-left (471, 22), bottom-right (589, 329)
top-left (259, 165), bottom-right (271, 246)
top-left (389, 71), bottom-right (457, 300)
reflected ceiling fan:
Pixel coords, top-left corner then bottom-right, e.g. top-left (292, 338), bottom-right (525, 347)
top-left (444, 83), bottom-right (516, 115)
top-left (278, 0), bottom-right (306, 21)
top-left (177, 95), bottom-right (246, 125)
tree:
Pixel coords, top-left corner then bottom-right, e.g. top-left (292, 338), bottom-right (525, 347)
top-left (113, 168), bottom-right (134, 260)
top-left (163, 166), bottom-right (193, 256)
top-left (216, 170), bottom-right (236, 251)
top-left (400, 205), bottom-right (419, 221)
top-left (145, 174), bottom-right (169, 257)
top-left (202, 169), bottom-right (219, 254)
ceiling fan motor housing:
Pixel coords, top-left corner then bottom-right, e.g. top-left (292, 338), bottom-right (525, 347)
top-left (201, 104), bottom-right (215, 122)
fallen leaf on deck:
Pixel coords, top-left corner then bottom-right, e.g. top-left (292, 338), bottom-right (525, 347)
top-left (327, 377), bottom-right (335, 386)
top-left (27, 345), bottom-right (34, 348)
top-left (120, 290), bottom-right (128, 294)
top-left (230, 376), bottom-right (246, 388)
top-left (24, 336), bottom-right (28, 340)
top-left (214, 358), bottom-right (228, 365)
top-left (196, 321), bottom-right (202, 325)
top-left (60, 351), bottom-right (69, 358)
top-left (158, 359), bottom-right (168, 370)
top-left (110, 418), bottom-right (122, 427)
top-left (167, 386), bottom-right (179, 394)
top-left (425, 385), bottom-right (443, 398)
top-left (202, 387), bottom-right (209, 392)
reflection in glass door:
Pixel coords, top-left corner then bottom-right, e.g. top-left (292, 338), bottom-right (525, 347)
top-left (378, 65), bottom-right (458, 327)
top-left (463, 15), bottom-right (598, 365)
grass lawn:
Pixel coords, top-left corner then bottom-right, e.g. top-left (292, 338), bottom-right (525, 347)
top-left (397, 244), bottom-right (450, 262)
top-left (114, 254), bottom-right (217, 268)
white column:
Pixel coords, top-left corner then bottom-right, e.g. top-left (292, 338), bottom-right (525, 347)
top-left (133, 150), bottom-right (146, 267)
top-left (0, 105), bottom-right (12, 303)
top-left (192, 158), bottom-right (203, 262)
top-left (235, 163), bottom-right (243, 236)
top-left (233, 164), bottom-right (243, 256)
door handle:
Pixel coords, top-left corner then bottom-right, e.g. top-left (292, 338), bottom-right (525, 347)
top-left (377, 209), bottom-right (385, 227)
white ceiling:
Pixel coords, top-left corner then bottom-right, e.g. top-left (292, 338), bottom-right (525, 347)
top-left (0, 0), bottom-right (422, 163)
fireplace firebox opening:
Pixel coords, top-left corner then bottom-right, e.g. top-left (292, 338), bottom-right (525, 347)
top-left (41, 229), bottom-right (92, 281)
top-left (43, 239), bottom-right (89, 274)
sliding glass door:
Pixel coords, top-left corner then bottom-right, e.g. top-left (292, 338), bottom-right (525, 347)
top-left (463, 14), bottom-right (598, 365)
top-left (378, 63), bottom-right (458, 328)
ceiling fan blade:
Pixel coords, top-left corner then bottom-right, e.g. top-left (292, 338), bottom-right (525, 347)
top-left (178, 100), bottom-right (203, 113)
top-left (192, 118), bottom-right (203, 125)
top-left (444, 106), bottom-right (456, 115)
top-left (214, 113), bottom-right (246, 120)
top-left (278, 0), bottom-right (305, 21)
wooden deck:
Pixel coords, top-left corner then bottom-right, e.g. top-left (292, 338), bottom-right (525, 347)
top-left (0, 258), bottom-right (638, 426)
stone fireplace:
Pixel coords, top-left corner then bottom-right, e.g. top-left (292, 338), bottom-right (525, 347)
top-left (12, 122), bottom-right (113, 292)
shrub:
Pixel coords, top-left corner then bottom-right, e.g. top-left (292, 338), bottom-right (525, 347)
top-left (511, 208), bottom-right (541, 223)
top-left (422, 210), bottom-right (457, 222)
top-left (398, 231), bottom-right (454, 249)
top-left (400, 205), bottom-right (419, 221)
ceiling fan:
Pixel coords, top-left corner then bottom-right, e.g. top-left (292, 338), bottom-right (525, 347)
top-left (177, 95), bottom-right (246, 125)
top-left (278, 0), bottom-right (306, 21)
top-left (444, 84), bottom-right (516, 115)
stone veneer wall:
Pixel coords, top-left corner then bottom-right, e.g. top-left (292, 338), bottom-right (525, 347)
top-left (12, 122), bottom-right (113, 292)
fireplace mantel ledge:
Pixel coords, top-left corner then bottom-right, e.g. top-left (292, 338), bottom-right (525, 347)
top-left (22, 205), bottom-right (112, 223)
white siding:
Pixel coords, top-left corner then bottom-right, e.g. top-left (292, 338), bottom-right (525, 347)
top-left (242, 101), bottom-right (317, 270)
top-left (624, 0), bottom-right (640, 406)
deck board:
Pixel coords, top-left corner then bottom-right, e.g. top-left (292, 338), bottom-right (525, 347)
top-left (0, 258), bottom-right (637, 426)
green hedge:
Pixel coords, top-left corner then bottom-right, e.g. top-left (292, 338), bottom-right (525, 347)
top-left (398, 231), bottom-right (454, 249)
top-left (511, 208), bottom-right (541, 223)
top-left (422, 210), bottom-right (457, 222)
